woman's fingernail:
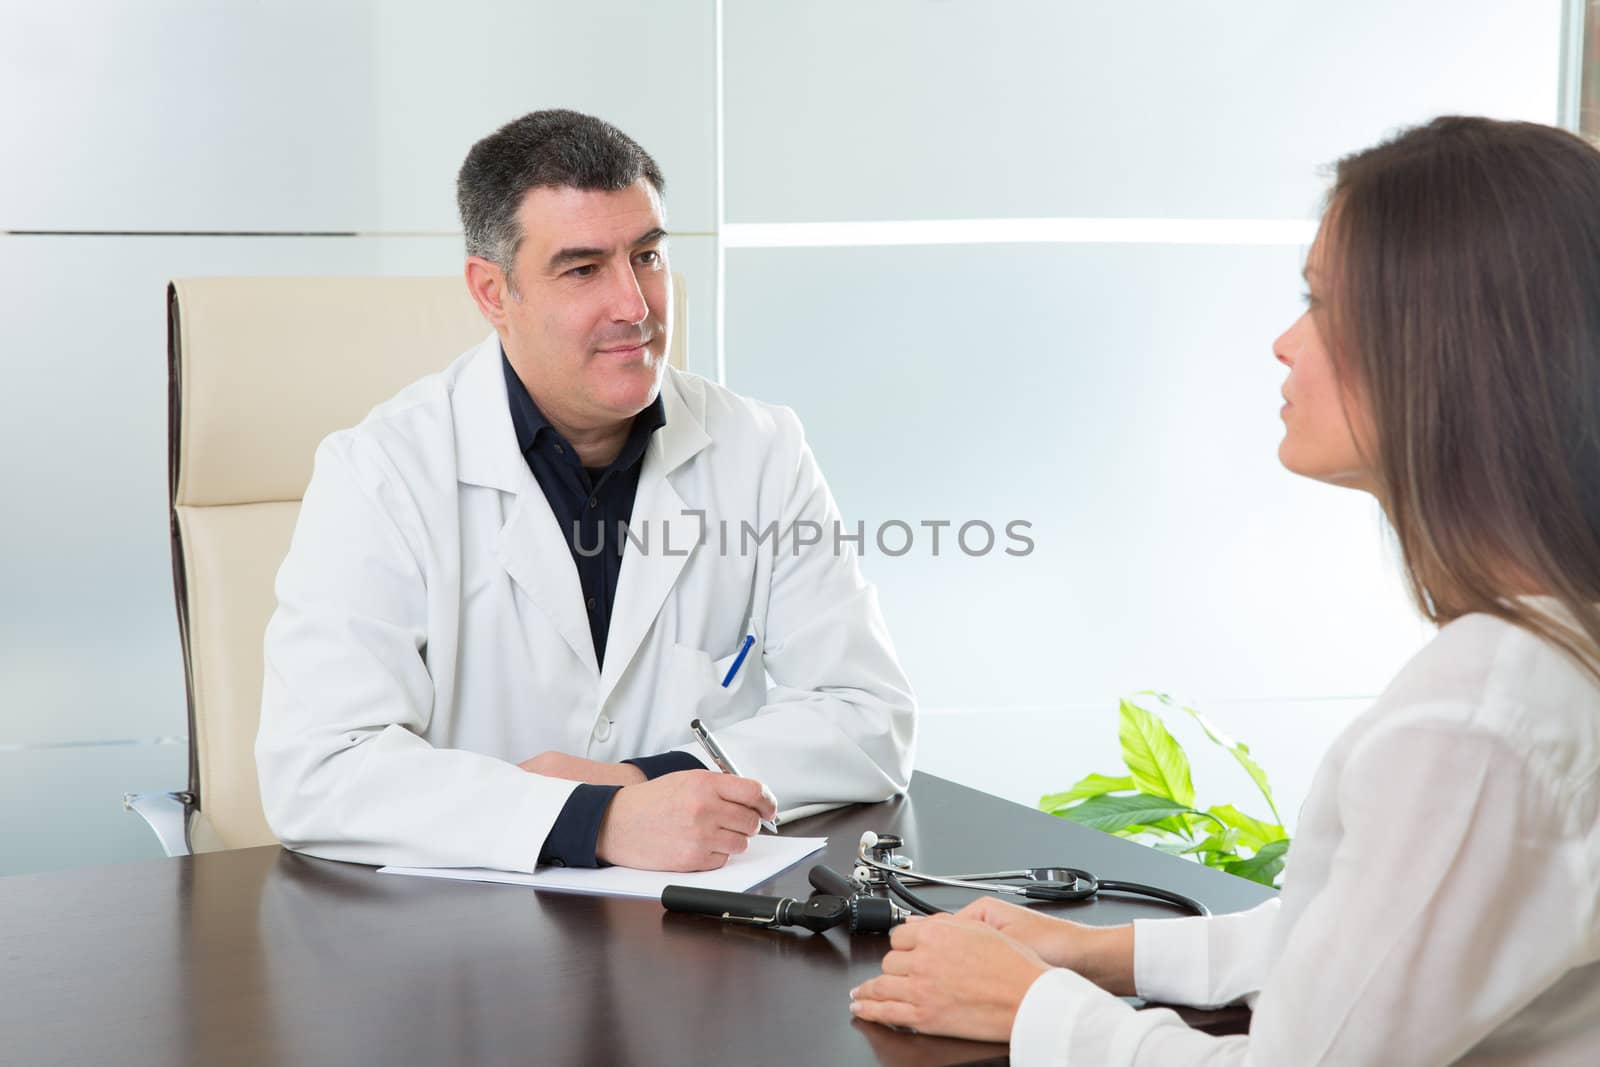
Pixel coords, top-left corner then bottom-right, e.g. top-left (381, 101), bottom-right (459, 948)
top-left (848, 985), bottom-right (860, 999)
top-left (849, 1000), bottom-right (863, 1014)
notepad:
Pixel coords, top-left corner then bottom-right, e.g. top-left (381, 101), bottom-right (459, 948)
top-left (378, 835), bottom-right (827, 899)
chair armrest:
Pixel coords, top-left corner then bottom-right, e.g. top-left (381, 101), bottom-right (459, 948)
top-left (122, 791), bottom-right (194, 858)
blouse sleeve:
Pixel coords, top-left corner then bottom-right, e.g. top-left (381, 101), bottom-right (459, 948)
top-left (1010, 722), bottom-right (1586, 1066)
top-left (1132, 898), bottom-right (1282, 1009)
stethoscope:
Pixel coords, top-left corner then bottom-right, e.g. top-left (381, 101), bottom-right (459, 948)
top-left (852, 831), bottom-right (1210, 917)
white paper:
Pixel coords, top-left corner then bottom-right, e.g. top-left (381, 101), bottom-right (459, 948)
top-left (378, 835), bottom-right (827, 899)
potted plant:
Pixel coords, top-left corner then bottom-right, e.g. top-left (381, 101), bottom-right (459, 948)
top-left (1039, 692), bottom-right (1290, 888)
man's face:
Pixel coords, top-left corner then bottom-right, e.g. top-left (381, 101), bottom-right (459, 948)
top-left (496, 180), bottom-right (672, 429)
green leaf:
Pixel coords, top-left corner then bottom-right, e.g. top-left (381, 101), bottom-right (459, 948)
top-left (1142, 691), bottom-right (1284, 826)
top-left (1117, 698), bottom-right (1196, 808)
top-left (1054, 792), bottom-right (1204, 835)
top-left (1148, 816), bottom-right (1196, 837)
top-left (1179, 827), bottom-right (1241, 859)
top-left (1218, 839), bottom-right (1290, 887)
top-left (1205, 804), bottom-right (1289, 852)
top-left (1114, 823), bottom-right (1201, 842)
top-left (1118, 818), bottom-right (1196, 839)
top-left (1039, 774), bottom-right (1135, 814)
top-left (1112, 826), bottom-right (1159, 841)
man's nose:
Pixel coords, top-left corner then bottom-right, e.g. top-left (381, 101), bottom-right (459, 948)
top-left (607, 261), bottom-right (649, 324)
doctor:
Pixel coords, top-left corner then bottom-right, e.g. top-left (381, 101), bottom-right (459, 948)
top-left (256, 109), bottom-right (916, 873)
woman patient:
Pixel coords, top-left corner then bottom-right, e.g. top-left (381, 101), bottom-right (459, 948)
top-left (849, 116), bottom-right (1600, 1064)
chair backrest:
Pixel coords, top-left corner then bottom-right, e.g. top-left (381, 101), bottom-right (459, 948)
top-left (167, 274), bottom-right (689, 848)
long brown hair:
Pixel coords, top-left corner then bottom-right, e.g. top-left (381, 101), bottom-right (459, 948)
top-left (1324, 116), bottom-right (1600, 680)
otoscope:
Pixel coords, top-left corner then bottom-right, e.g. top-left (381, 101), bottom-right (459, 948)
top-left (661, 865), bottom-right (909, 934)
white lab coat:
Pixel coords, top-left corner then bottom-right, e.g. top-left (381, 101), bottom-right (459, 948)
top-left (256, 334), bottom-right (916, 871)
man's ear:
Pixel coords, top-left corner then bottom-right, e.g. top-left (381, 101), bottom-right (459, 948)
top-left (465, 256), bottom-right (515, 326)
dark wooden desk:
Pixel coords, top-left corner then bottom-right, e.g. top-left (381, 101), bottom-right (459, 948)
top-left (1, 773), bottom-right (1273, 1066)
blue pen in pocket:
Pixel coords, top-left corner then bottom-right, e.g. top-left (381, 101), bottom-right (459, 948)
top-left (720, 634), bottom-right (756, 688)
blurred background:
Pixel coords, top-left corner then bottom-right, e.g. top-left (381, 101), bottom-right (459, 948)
top-left (2, 0), bottom-right (1593, 876)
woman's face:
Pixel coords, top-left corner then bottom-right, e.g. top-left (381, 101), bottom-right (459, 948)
top-left (1273, 220), bottom-right (1379, 494)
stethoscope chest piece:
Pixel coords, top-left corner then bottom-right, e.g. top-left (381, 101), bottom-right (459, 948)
top-left (1009, 867), bottom-right (1098, 901)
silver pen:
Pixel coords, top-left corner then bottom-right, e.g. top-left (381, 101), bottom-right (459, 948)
top-left (689, 717), bottom-right (780, 834)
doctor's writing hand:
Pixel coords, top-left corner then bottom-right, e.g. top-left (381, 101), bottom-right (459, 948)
top-left (953, 896), bottom-right (1136, 997)
top-left (595, 770), bottom-right (776, 871)
top-left (519, 751), bottom-right (647, 787)
top-left (849, 914), bottom-right (1050, 1043)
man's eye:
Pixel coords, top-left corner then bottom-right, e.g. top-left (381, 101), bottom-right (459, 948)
top-left (568, 265), bottom-right (597, 278)
top-left (637, 250), bottom-right (660, 266)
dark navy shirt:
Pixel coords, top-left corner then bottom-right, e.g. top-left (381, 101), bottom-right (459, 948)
top-left (502, 351), bottom-right (665, 668)
top-left (503, 353), bottom-right (702, 867)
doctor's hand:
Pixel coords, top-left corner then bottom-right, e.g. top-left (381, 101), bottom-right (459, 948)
top-left (953, 897), bottom-right (1136, 997)
top-left (519, 752), bottom-right (647, 787)
top-left (849, 914), bottom-right (1050, 1043)
top-left (595, 770), bottom-right (776, 871)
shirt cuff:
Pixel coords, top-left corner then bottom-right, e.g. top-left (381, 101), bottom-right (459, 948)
top-left (537, 783), bottom-right (621, 868)
top-left (624, 750), bottom-right (707, 779)
top-left (1013, 967), bottom-right (1187, 1067)
top-left (1132, 916), bottom-right (1212, 1006)
top-left (1013, 967), bottom-right (1152, 1067)
top-left (1012, 969), bottom-right (1088, 1066)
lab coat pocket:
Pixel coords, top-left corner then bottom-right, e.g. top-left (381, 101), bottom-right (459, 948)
top-left (668, 638), bottom-right (764, 727)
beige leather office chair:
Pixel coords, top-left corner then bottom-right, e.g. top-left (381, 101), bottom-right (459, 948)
top-left (127, 274), bottom-right (690, 855)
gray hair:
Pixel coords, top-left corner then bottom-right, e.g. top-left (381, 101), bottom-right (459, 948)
top-left (456, 109), bottom-right (666, 290)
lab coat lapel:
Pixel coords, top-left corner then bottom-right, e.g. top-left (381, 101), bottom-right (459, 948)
top-left (453, 336), bottom-right (598, 676)
top-left (599, 371), bottom-right (711, 704)
top-left (497, 478), bottom-right (599, 676)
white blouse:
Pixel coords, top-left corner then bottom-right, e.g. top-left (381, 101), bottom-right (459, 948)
top-left (1012, 611), bottom-right (1600, 1065)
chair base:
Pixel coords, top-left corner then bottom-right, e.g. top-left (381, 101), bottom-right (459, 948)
top-left (123, 791), bottom-right (194, 858)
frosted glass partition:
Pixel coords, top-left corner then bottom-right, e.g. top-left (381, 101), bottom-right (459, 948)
top-left (1, 0), bottom-right (717, 232)
top-left (724, 244), bottom-right (1431, 709)
top-left (723, 0), bottom-right (1563, 223)
top-left (0, 232), bottom-right (716, 746)
top-left (0, 744), bottom-right (187, 876)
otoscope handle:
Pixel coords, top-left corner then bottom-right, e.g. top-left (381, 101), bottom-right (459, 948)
top-left (662, 885), bottom-right (787, 924)
top-left (662, 885), bottom-right (857, 933)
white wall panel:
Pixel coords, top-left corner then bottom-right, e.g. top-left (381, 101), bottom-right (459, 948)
top-left (723, 0), bottom-right (1563, 223)
top-left (0, 231), bottom-right (715, 747)
top-left (1, 0), bottom-right (716, 233)
top-left (724, 243), bottom-right (1433, 710)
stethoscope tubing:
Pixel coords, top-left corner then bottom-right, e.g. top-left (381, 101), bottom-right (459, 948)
top-left (857, 853), bottom-right (1211, 917)
top-left (1093, 880), bottom-right (1212, 916)
top-left (887, 870), bottom-right (1051, 898)
top-left (885, 871), bottom-right (949, 917)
